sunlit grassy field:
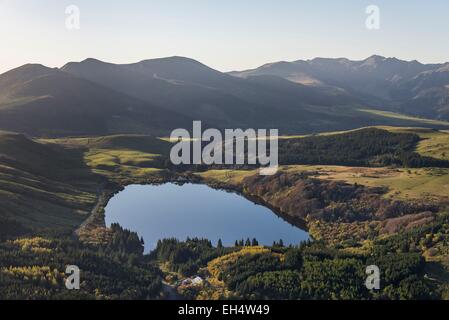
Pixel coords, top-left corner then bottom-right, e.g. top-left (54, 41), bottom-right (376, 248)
top-left (48, 135), bottom-right (172, 181)
top-left (198, 126), bottom-right (449, 201)
top-left (198, 165), bottom-right (449, 201)
top-left (359, 109), bottom-right (449, 127)
top-left (283, 165), bottom-right (449, 200)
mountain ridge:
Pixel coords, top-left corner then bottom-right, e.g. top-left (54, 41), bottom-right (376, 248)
top-left (1, 55), bottom-right (449, 137)
top-left (0, 64), bottom-right (192, 137)
top-left (230, 55), bottom-right (449, 120)
top-left (61, 56), bottom-right (376, 133)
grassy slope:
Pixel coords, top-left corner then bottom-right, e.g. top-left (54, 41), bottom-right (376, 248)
top-left (359, 109), bottom-right (449, 127)
top-left (197, 165), bottom-right (449, 201)
top-left (47, 135), bottom-right (172, 182)
top-left (271, 126), bottom-right (448, 200)
top-left (198, 126), bottom-right (449, 201)
top-left (0, 133), bottom-right (101, 231)
top-left (0, 133), bottom-right (176, 233)
top-left (416, 130), bottom-right (449, 161)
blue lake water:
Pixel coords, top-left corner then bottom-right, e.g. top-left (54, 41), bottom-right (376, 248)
top-left (105, 183), bottom-right (309, 251)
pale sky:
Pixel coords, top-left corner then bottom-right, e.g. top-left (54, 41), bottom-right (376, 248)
top-left (1, 0), bottom-right (448, 74)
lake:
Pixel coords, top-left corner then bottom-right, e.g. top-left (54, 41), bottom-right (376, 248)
top-left (105, 183), bottom-right (309, 251)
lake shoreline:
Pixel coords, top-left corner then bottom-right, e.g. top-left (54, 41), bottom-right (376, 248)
top-left (76, 171), bottom-right (310, 246)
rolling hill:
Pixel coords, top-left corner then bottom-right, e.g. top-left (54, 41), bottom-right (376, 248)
top-left (0, 132), bottom-right (101, 232)
top-left (0, 64), bottom-right (191, 137)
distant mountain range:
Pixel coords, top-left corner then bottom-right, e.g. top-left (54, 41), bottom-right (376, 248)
top-left (0, 55), bottom-right (448, 137)
top-left (231, 55), bottom-right (449, 120)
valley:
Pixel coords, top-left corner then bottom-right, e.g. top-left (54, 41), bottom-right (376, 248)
top-left (3, 0), bottom-right (449, 307)
top-left (1, 124), bottom-right (448, 299)
top-left (1, 55), bottom-right (449, 300)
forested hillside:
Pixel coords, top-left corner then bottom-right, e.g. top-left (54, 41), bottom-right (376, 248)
top-left (279, 128), bottom-right (449, 167)
top-left (0, 225), bottom-right (162, 299)
top-left (0, 127), bottom-right (448, 300)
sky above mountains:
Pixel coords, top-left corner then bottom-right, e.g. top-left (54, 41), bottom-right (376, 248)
top-left (1, 0), bottom-right (449, 74)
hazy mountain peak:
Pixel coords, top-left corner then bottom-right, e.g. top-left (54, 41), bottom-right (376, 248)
top-left (264, 60), bottom-right (290, 66)
top-left (140, 55), bottom-right (200, 63)
top-left (80, 57), bottom-right (108, 65)
top-left (362, 55), bottom-right (425, 68)
top-left (61, 58), bottom-right (114, 72)
top-left (366, 54), bottom-right (386, 60)
top-left (361, 55), bottom-right (388, 67)
top-left (0, 64), bottom-right (62, 91)
top-left (310, 57), bottom-right (350, 63)
top-left (1, 63), bottom-right (57, 77)
top-left (134, 56), bottom-right (219, 75)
